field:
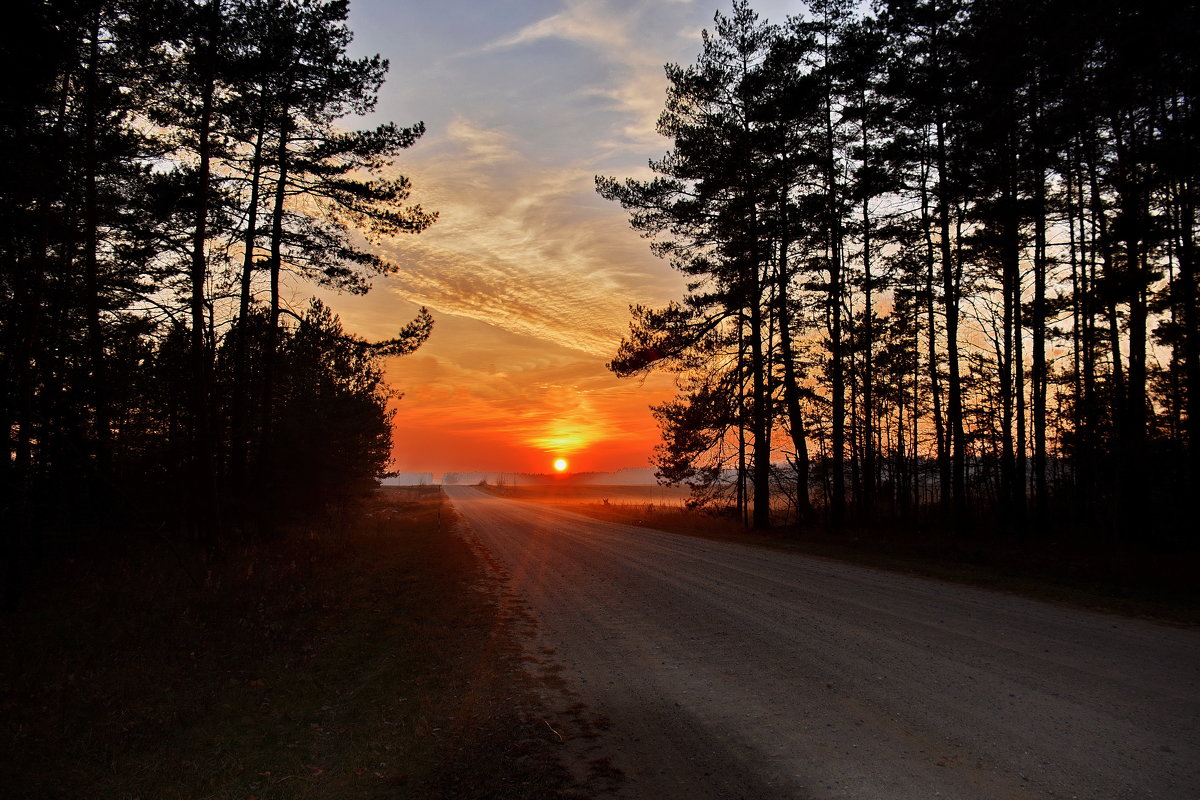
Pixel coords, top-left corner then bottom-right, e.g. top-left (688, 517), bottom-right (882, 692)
top-left (1, 487), bottom-right (575, 799)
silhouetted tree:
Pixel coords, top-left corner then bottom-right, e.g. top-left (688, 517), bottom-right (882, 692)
top-left (0, 0), bottom-right (436, 603)
top-left (608, 0), bottom-right (1198, 541)
top-left (601, 1), bottom-right (785, 528)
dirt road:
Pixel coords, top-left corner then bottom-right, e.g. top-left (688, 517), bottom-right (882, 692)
top-left (444, 486), bottom-right (1199, 799)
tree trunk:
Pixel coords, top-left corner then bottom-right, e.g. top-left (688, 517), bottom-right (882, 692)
top-left (230, 110), bottom-right (267, 506)
top-left (1074, 140), bottom-right (1098, 507)
top-left (919, 139), bottom-right (948, 511)
top-left (189, 3), bottom-right (219, 542)
top-left (748, 259), bottom-right (771, 530)
top-left (737, 316), bottom-right (747, 524)
top-left (1031, 125), bottom-right (1049, 514)
top-left (860, 112), bottom-right (876, 521)
top-left (260, 112), bottom-right (291, 472)
top-left (776, 204), bottom-right (812, 520)
top-left (1000, 144), bottom-right (1021, 521)
top-left (1115, 115), bottom-right (1148, 526)
top-left (1178, 170), bottom-right (1198, 492)
top-left (82, 9), bottom-right (111, 505)
top-left (825, 73), bottom-right (845, 532)
top-left (936, 116), bottom-right (966, 525)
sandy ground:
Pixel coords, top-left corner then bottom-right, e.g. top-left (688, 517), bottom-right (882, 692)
top-left (444, 485), bottom-right (1200, 800)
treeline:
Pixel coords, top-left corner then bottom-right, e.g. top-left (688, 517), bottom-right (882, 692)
top-left (1, 0), bottom-right (434, 601)
top-left (601, 0), bottom-right (1196, 539)
top-left (443, 472), bottom-right (646, 486)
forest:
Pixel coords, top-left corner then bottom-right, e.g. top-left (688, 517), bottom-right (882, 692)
top-left (0, 0), bottom-right (435, 606)
top-left (601, 0), bottom-right (1197, 539)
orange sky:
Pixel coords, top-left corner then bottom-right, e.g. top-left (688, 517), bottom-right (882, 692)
top-left (322, 280), bottom-right (680, 476)
top-left (389, 306), bottom-right (678, 474)
top-left (319, 169), bottom-right (685, 474)
top-left (309, 125), bottom-right (686, 474)
top-left (301, 0), bottom-right (806, 475)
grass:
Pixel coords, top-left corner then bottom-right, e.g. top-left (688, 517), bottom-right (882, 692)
top-left (481, 484), bottom-right (1200, 627)
top-left (1, 487), bottom-right (574, 799)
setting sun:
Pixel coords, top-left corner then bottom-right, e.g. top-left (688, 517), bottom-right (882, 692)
top-left (553, 458), bottom-right (568, 472)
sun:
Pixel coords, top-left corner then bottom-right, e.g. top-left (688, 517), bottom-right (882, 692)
top-left (553, 458), bottom-right (568, 472)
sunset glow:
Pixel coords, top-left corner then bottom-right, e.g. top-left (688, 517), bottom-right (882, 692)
top-left (314, 0), bottom-right (799, 475)
top-left (554, 458), bottom-right (569, 472)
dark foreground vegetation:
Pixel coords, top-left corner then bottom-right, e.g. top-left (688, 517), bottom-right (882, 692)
top-left (1, 0), bottom-right (435, 607)
top-left (602, 0), bottom-right (1198, 544)
top-left (0, 488), bottom-right (576, 799)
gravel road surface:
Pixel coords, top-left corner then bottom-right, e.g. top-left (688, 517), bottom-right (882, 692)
top-left (444, 485), bottom-right (1199, 799)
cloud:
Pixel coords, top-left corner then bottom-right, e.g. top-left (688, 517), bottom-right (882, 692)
top-left (483, 0), bottom-right (634, 53)
top-left (358, 5), bottom-right (711, 363)
top-left (444, 117), bottom-right (519, 165)
top-left (477, 0), bottom-right (691, 152)
top-left (370, 113), bottom-right (683, 359)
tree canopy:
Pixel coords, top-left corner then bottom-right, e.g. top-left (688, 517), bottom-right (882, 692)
top-left (601, 0), bottom-right (1198, 537)
top-left (1, 0), bottom-right (435, 604)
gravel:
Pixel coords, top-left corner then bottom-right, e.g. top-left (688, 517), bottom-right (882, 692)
top-left (445, 485), bottom-right (1200, 800)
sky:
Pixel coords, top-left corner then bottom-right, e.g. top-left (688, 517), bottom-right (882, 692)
top-left (308, 0), bottom-right (806, 477)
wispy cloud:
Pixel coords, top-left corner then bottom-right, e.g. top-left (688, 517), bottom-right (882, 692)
top-left (478, 0), bottom-right (689, 151)
top-left (483, 0), bottom-right (634, 53)
top-left (373, 113), bottom-right (682, 358)
top-left (361, 4), bottom-right (709, 363)
top-left (443, 117), bottom-right (520, 164)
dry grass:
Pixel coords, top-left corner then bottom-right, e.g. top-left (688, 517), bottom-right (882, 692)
top-left (1, 487), bottom-right (575, 799)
